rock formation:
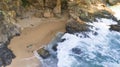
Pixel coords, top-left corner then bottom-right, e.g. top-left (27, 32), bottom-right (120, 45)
top-left (110, 25), bottom-right (120, 32)
top-left (0, 9), bottom-right (20, 67)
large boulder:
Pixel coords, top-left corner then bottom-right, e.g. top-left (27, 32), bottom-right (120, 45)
top-left (66, 19), bottom-right (91, 33)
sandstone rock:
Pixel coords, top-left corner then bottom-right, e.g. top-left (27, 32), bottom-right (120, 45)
top-left (34, 10), bottom-right (43, 18)
top-left (68, 0), bottom-right (120, 23)
top-left (44, 9), bottom-right (54, 18)
top-left (53, 0), bottom-right (61, 15)
top-left (37, 48), bottom-right (50, 59)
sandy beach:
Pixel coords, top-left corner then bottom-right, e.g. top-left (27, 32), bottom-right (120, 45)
top-left (7, 17), bottom-right (67, 67)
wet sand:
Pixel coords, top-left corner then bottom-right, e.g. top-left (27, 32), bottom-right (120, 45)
top-left (7, 17), bottom-right (67, 67)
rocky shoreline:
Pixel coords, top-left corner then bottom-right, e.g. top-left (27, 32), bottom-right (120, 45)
top-left (0, 13), bottom-right (20, 67)
top-left (37, 2), bottom-right (120, 67)
top-left (0, 0), bottom-right (120, 67)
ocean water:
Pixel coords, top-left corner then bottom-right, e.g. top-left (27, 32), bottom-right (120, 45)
top-left (109, 4), bottom-right (120, 20)
top-left (57, 20), bottom-right (120, 67)
top-left (57, 5), bottom-right (120, 67)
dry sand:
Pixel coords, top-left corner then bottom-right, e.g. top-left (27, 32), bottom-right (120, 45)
top-left (7, 17), bottom-right (67, 67)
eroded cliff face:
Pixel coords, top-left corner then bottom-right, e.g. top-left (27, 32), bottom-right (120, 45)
top-left (0, 0), bottom-right (120, 19)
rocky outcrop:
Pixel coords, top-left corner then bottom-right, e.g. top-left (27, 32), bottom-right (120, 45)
top-left (66, 9), bottom-right (120, 34)
top-left (0, 46), bottom-right (15, 67)
top-left (110, 25), bottom-right (120, 32)
top-left (0, 12), bottom-right (20, 67)
top-left (68, 0), bottom-right (120, 22)
top-left (66, 0), bottom-right (120, 34)
top-left (66, 19), bottom-right (91, 33)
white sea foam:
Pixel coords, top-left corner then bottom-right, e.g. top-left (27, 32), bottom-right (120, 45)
top-left (57, 17), bottom-right (120, 67)
top-left (109, 4), bottom-right (120, 20)
top-left (57, 5), bottom-right (120, 67)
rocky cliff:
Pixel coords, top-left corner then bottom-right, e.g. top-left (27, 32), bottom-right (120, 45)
top-left (0, 12), bottom-right (20, 67)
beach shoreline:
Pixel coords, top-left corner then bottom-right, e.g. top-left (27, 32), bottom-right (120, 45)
top-left (7, 17), bottom-right (67, 67)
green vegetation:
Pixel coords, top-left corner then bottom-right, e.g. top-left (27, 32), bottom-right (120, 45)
top-left (21, 0), bottom-right (30, 7)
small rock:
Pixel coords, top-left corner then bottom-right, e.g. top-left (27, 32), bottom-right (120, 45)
top-left (72, 48), bottom-right (81, 55)
top-left (26, 44), bottom-right (33, 49)
top-left (59, 38), bottom-right (66, 42)
top-left (37, 48), bottom-right (50, 59)
top-left (52, 44), bottom-right (58, 51)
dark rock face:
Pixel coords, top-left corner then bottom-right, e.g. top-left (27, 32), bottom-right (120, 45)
top-left (37, 48), bottom-right (50, 59)
top-left (66, 19), bottom-right (91, 33)
top-left (110, 25), bottom-right (120, 32)
top-left (0, 12), bottom-right (20, 66)
top-left (0, 46), bottom-right (15, 67)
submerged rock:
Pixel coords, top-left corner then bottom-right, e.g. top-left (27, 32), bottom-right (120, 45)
top-left (52, 44), bottom-right (58, 51)
top-left (72, 48), bottom-right (81, 55)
